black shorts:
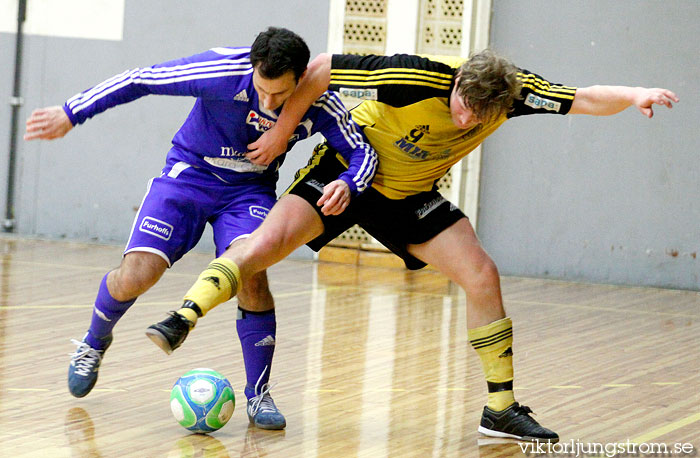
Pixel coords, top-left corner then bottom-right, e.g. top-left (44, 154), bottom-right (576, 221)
top-left (284, 143), bottom-right (466, 270)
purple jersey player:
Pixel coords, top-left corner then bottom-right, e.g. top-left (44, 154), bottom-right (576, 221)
top-left (24, 27), bottom-right (377, 430)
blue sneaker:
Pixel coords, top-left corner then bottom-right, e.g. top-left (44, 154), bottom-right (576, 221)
top-left (246, 383), bottom-right (286, 430)
top-left (68, 334), bottom-right (112, 398)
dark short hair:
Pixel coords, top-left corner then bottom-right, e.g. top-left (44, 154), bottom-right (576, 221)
top-left (456, 49), bottom-right (521, 123)
top-left (250, 27), bottom-right (310, 80)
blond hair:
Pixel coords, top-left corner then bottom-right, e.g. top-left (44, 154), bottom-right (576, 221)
top-left (456, 49), bottom-right (521, 123)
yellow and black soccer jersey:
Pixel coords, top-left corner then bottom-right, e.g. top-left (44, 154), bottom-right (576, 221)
top-left (329, 53), bottom-right (577, 199)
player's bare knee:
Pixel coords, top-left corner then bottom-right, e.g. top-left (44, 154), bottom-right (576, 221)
top-left (461, 255), bottom-right (500, 295)
top-left (109, 271), bottom-right (143, 301)
top-left (111, 252), bottom-right (166, 300)
top-left (241, 271), bottom-right (269, 296)
top-left (248, 227), bottom-right (287, 261)
top-left (110, 271), bottom-right (153, 300)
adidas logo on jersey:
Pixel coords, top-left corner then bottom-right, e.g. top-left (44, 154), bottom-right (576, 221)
top-left (254, 335), bottom-right (276, 347)
top-left (234, 89), bottom-right (249, 102)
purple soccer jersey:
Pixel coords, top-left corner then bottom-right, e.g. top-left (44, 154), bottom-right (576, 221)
top-left (62, 47), bottom-right (378, 264)
top-left (64, 47), bottom-right (375, 193)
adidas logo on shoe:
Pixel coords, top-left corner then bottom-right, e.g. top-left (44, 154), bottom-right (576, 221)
top-left (254, 335), bottom-right (276, 347)
top-left (234, 89), bottom-right (249, 102)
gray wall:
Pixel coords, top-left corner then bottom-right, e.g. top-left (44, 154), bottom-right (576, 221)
top-left (482, 0), bottom-right (699, 289)
top-left (3, 1), bottom-right (698, 290)
top-left (1, 0), bottom-right (328, 258)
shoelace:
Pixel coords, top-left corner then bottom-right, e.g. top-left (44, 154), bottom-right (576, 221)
top-left (249, 386), bottom-right (278, 415)
top-left (514, 404), bottom-right (535, 416)
top-left (508, 404), bottom-right (549, 434)
top-left (69, 339), bottom-right (102, 377)
top-left (248, 366), bottom-right (279, 416)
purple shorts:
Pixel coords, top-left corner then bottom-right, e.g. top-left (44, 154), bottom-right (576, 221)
top-left (125, 161), bottom-right (275, 266)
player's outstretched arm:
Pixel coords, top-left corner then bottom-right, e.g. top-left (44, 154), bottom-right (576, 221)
top-left (247, 53), bottom-right (332, 165)
top-left (569, 85), bottom-right (678, 118)
top-left (24, 106), bottom-right (74, 141)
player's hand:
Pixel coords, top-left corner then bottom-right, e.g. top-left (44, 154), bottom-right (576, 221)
top-left (633, 88), bottom-right (679, 118)
top-left (317, 179), bottom-right (351, 216)
top-left (246, 127), bottom-right (289, 166)
top-left (24, 106), bottom-right (74, 140)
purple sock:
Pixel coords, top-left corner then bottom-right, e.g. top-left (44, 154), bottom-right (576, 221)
top-left (236, 307), bottom-right (276, 399)
top-left (84, 273), bottom-right (136, 350)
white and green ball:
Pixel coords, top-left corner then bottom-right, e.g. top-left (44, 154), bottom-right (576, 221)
top-left (170, 368), bottom-right (235, 433)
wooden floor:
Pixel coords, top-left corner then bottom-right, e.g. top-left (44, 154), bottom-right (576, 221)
top-left (0, 235), bottom-right (698, 457)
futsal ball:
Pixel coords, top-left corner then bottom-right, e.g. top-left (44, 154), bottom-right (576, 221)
top-left (170, 368), bottom-right (235, 433)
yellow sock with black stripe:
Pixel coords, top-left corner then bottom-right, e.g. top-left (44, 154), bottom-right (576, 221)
top-left (177, 257), bottom-right (242, 325)
top-left (468, 317), bottom-right (516, 411)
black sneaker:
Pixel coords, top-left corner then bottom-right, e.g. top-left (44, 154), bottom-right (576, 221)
top-left (478, 402), bottom-right (559, 443)
top-left (145, 312), bottom-right (193, 355)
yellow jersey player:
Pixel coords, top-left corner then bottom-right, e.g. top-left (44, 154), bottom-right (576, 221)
top-left (148, 50), bottom-right (678, 442)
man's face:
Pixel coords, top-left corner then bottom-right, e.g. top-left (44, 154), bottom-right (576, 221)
top-left (252, 66), bottom-right (298, 111)
top-left (449, 78), bottom-right (480, 130)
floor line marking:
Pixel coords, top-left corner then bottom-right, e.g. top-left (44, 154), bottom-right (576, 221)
top-left (2, 259), bottom-right (318, 286)
top-left (290, 286), bottom-right (698, 319)
top-left (0, 289), bottom-right (333, 310)
top-left (508, 300), bottom-right (698, 319)
top-left (0, 380), bottom-right (688, 395)
top-left (630, 412), bottom-right (700, 443)
top-left (7, 388), bottom-right (50, 392)
top-left (3, 277), bottom-right (696, 319)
